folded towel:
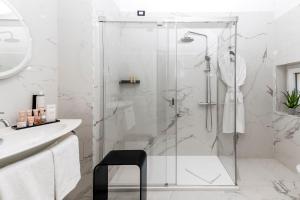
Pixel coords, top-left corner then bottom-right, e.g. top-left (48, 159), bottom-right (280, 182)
top-left (0, 151), bottom-right (54, 200)
top-left (50, 135), bottom-right (81, 200)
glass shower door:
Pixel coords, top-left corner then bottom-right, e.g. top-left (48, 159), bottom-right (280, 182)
top-left (217, 21), bottom-right (238, 185)
top-left (174, 21), bottom-right (237, 186)
top-left (156, 22), bottom-right (177, 186)
top-left (101, 21), bottom-right (177, 187)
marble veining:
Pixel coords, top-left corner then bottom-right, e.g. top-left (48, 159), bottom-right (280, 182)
top-left (108, 159), bottom-right (300, 200)
top-left (185, 169), bottom-right (222, 185)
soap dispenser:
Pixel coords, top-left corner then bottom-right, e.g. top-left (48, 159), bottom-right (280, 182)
top-left (32, 91), bottom-right (45, 110)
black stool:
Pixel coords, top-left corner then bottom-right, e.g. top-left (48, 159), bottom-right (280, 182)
top-left (93, 150), bottom-right (147, 200)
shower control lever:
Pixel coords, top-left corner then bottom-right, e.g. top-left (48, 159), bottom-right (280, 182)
top-left (171, 98), bottom-right (175, 106)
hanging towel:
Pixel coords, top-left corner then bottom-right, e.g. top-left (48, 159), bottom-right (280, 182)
top-left (124, 106), bottom-right (136, 130)
top-left (50, 135), bottom-right (81, 200)
top-left (0, 151), bottom-right (55, 200)
top-left (219, 53), bottom-right (246, 133)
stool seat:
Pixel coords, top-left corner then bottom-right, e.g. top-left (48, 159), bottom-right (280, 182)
top-left (100, 150), bottom-right (146, 167)
top-left (93, 150), bottom-right (147, 200)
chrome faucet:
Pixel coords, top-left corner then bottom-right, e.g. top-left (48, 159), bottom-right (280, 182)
top-left (0, 112), bottom-right (10, 127)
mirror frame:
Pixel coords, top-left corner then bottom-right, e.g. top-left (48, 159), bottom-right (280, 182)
top-left (0, 0), bottom-right (32, 79)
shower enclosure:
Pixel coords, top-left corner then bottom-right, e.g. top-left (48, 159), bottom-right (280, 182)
top-left (99, 17), bottom-right (238, 189)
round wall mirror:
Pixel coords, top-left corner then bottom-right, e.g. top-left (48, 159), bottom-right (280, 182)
top-left (0, 0), bottom-right (32, 79)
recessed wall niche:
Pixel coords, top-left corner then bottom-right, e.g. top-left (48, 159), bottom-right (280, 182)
top-left (276, 62), bottom-right (300, 114)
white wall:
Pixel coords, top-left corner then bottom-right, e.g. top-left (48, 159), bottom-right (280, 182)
top-left (114, 0), bottom-right (300, 14)
top-left (271, 6), bottom-right (300, 173)
top-left (0, 0), bottom-right (58, 126)
top-left (58, 0), bottom-right (120, 199)
top-left (58, 0), bottom-right (94, 199)
top-left (92, 0), bottom-right (121, 167)
top-left (274, 0), bottom-right (300, 18)
top-left (113, 0), bottom-right (277, 12)
top-left (236, 12), bottom-right (274, 158)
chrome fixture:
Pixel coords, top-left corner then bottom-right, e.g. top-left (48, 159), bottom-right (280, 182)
top-left (0, 112), bottom-right (10, 127)
top-left (0, 31), bottom-right (20, 43)
top-left (181, 31), bottom-right (213, 132)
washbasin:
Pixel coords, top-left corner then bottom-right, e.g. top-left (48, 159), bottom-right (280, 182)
top-left (0, 123), bottom-right (66, 146)
top-left (0, 119), bottom-right (81, 162)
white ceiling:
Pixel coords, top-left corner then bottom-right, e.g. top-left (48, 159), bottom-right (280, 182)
top-left (113, 0), bottom-right (300, 16)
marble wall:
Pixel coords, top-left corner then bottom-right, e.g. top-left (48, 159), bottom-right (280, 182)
top-left (58, 0), bottom-right (121, 199)
top-left (271, 5), bottom-right (300, 173)
top-left (92, 0), bottom-right (121, 167)
top-left (57, 0), bottom-right (94, 198)
top-left (176, 27), bottom-right (221, 156)
top-left (104, 23), bottom-right (176, 184)
top-left (235, 12), bottom-right (274, 158)
top-left (101, 22), bottom-right (176, 158)
top-left (0, 0), bottom-right (58, 125)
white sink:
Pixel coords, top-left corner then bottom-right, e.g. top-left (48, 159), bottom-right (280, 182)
top-left (0, 119), bottom-right (81, 162)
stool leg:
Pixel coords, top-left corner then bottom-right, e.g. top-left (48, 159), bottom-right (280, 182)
top-left (140, 161), bottom-right (147, 200)
top-left (93, 165), bottom-right (108, 200)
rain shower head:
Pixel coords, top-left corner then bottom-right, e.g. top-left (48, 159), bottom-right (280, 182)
top-left (181, 36), bottom-right (194, 43)
top-left (181, 31), bottom-right (208, 42)
top-left (181, 31), bottom-right (209, 57)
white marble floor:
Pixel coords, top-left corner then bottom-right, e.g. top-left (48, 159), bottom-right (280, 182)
top-left (177, 156), bottom-right (234, 186)
top-left (108, 159), bottom-right (300, 200)
top-left (110, 156), bottom-right (234, 186)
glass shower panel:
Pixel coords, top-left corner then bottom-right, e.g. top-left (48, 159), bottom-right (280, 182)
top-left (156, 22), bottom-right (177, 186)
top-left (175, 22), bottom-right (237, 186)
top-left (217, 22), bottom-right (237, 185)
top-left (102, 22), bottom-right (177, 187)
top-left (101, 19), bottom-right (238, 188)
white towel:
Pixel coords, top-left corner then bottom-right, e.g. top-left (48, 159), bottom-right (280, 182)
top-left (0, 151), bottom-right (55, 200)
top-left (124, 106), bottom-right (136, 130)
top-left (50, 135), bottom-right (81, 200)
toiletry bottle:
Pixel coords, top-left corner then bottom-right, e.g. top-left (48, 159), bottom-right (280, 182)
top-left (130, 75), bottom-right (133, 83)
top-left (27, 109), bottom-right (32, 117)
top-left (33, 109), bottom-right (40, 125)
top-left (27, 116), bottom-right (34, 127)
top-left (36, 91), bottom-right (45, 109)
top-left (17, 111), bottom-right (27, 128)
top-left (39, 107), bottom-right (46, 124)
top-left (46, 105), bottom-right (57, 122)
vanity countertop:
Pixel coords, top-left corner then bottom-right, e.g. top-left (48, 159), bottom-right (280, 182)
top-left (0, 119), bottom-right (81, 161)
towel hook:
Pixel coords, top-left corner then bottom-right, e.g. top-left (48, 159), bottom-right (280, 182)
top-left (71, 130), bottom-right (77, 135)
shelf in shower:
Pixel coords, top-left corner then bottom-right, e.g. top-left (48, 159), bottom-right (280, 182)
top-left (198, 102), bottom-right (217, 106)
top-left (119, 80), bottom-right (141, 85)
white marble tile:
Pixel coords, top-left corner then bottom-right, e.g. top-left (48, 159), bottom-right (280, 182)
top-left (109, 159), bottom-right (300, 200)
top-left (270, 6), bottom-right (300, 175)
top-left (0, 0), bottom-right (58, 124)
